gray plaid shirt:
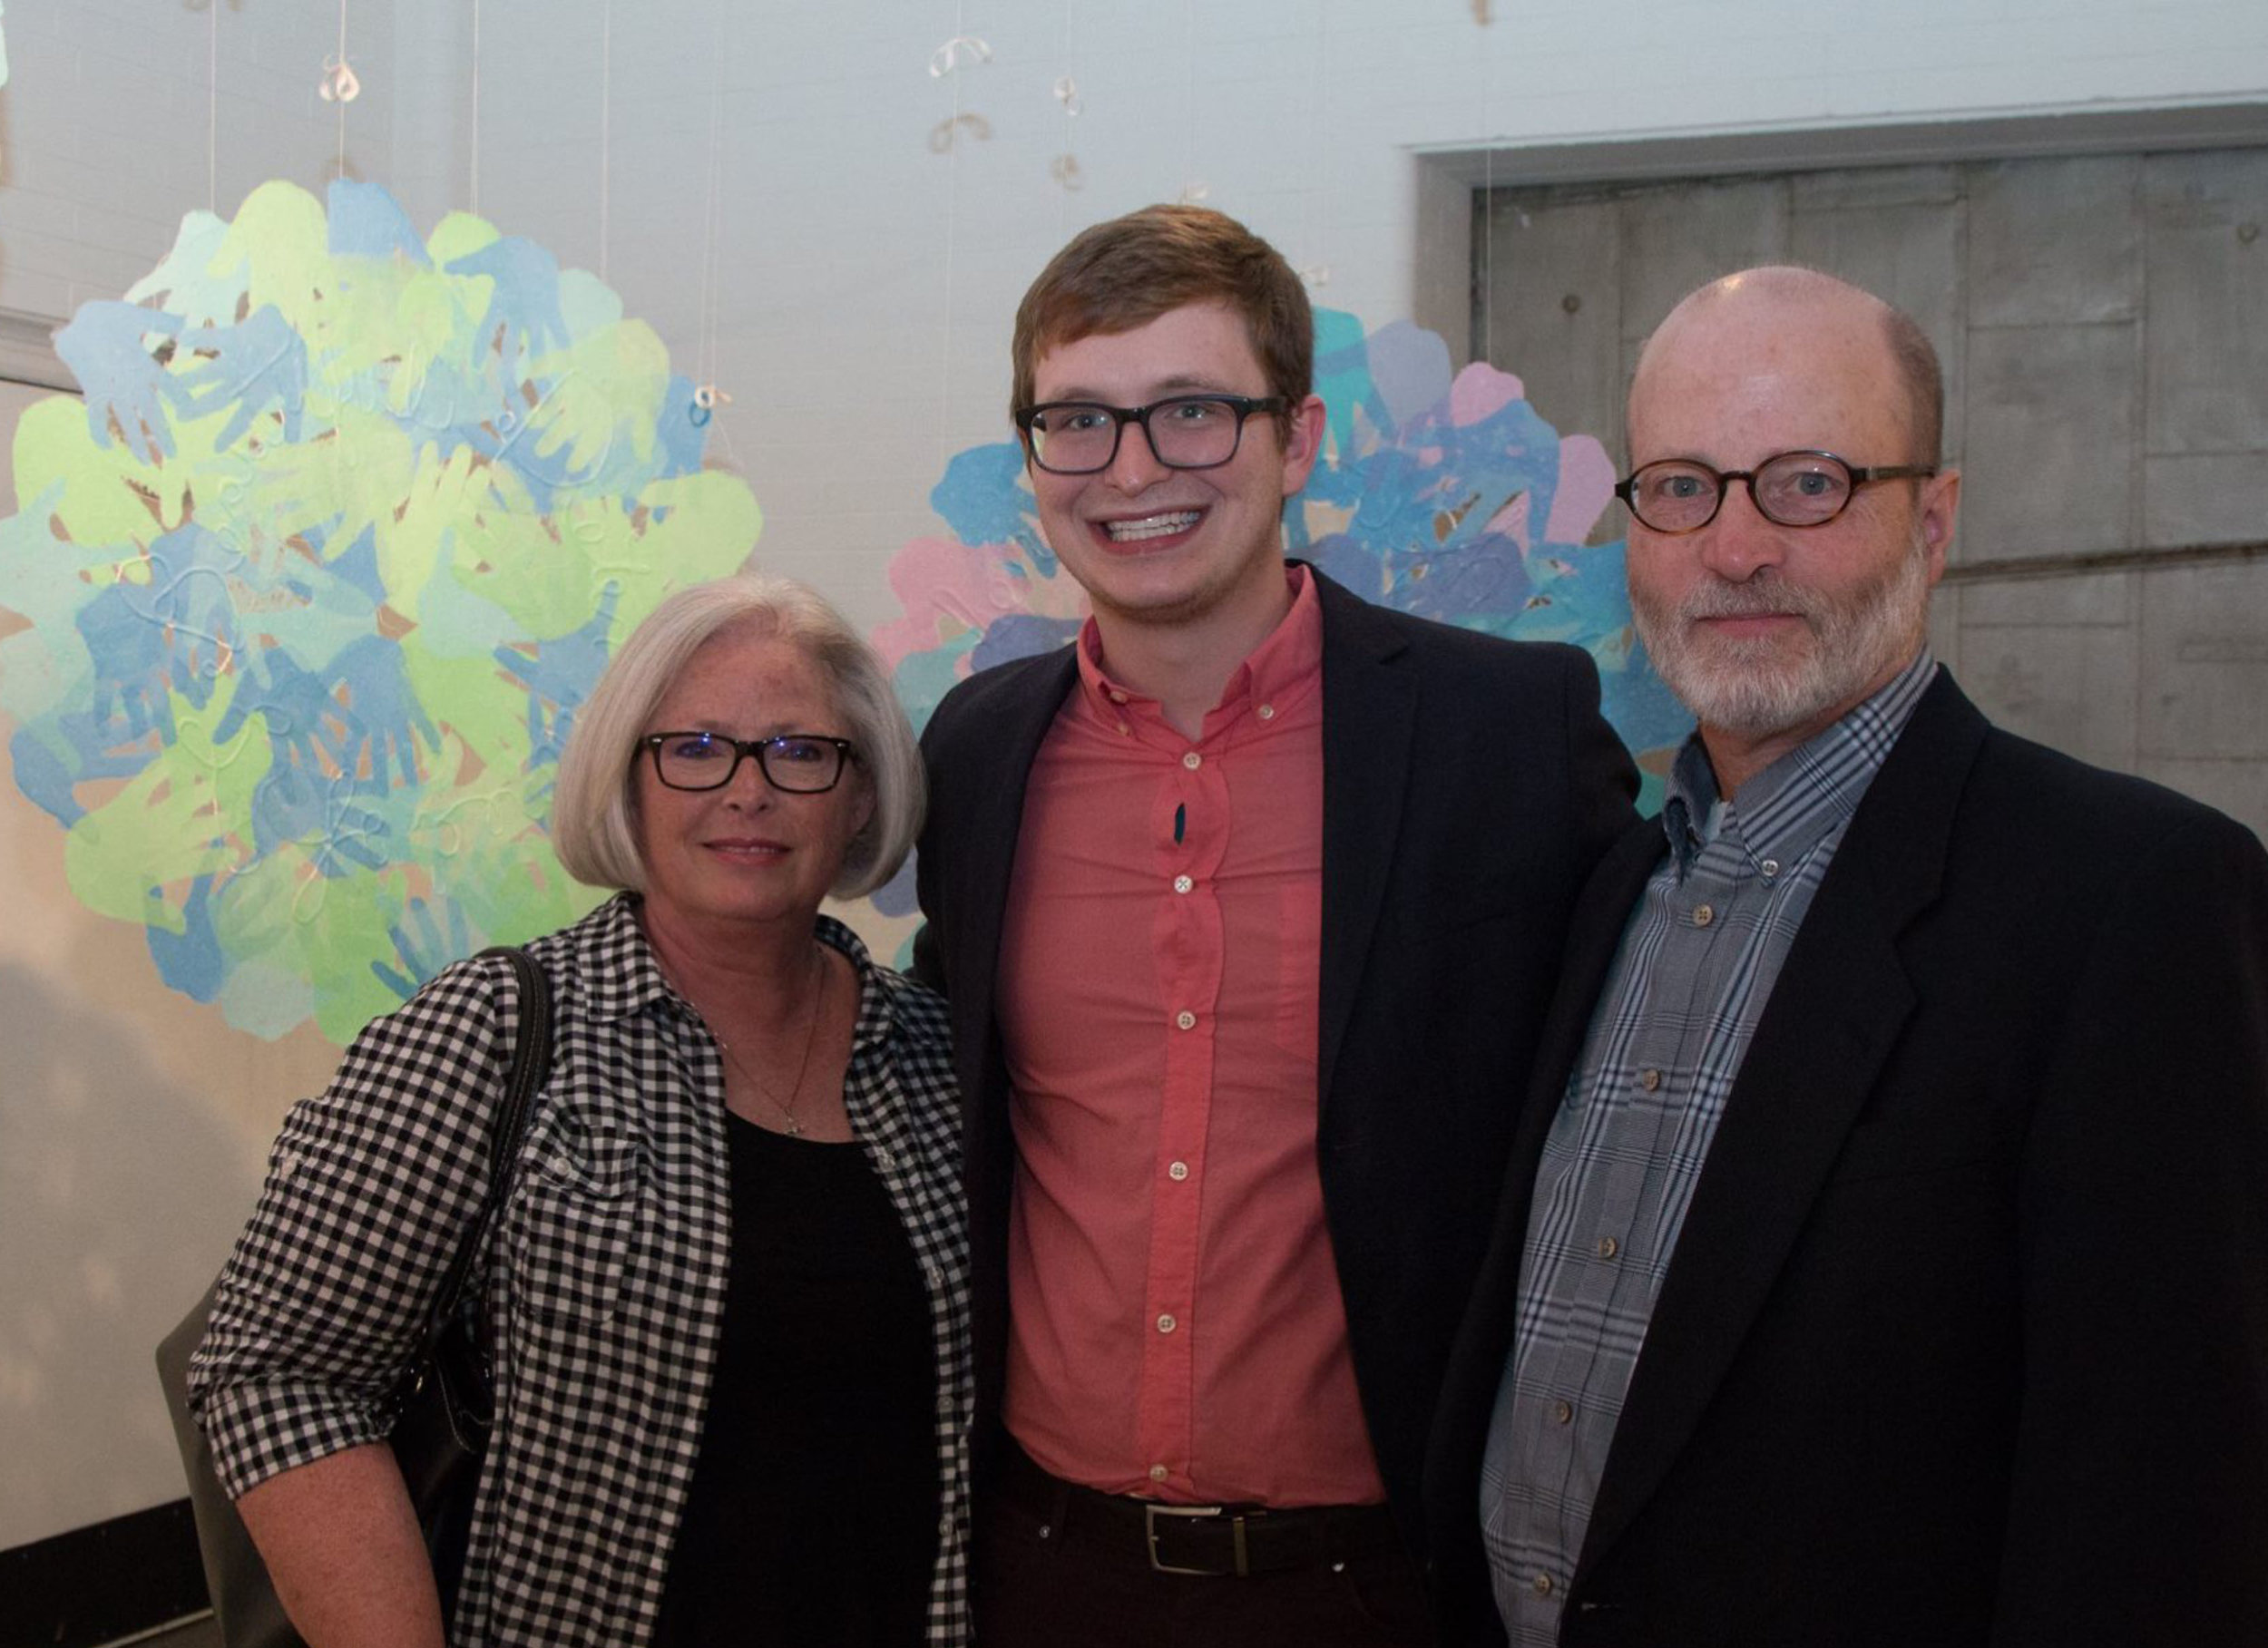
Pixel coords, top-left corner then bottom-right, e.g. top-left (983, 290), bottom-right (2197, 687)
top-left (1481, 653), bottom-right (1935, 1643)
top-left (192, 893), bottom-right (973, 1645)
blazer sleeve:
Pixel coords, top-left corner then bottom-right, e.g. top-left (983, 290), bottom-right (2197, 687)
top-left (1557, 644), bottom-right (1642, 880)
top-left (1995, 808), bottom-right (2268, 1643)
top-left (909, 695), bottom-right (962, 999)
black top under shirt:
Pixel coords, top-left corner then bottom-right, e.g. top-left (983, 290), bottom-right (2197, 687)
top-left (654, 1111), bottom-right (939, 1646)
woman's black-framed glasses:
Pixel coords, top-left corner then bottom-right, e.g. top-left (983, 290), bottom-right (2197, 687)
top-left (1615, 449), bottom-right (1938, 534)
top-left (1012, 394), bottom-right (1286, 474)
top-left (639, 732), bottom-right (857, 794)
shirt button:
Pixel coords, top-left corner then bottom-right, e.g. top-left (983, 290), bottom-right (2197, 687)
top-left (1157, 1313), bottom-right (1178, 1333)
top-left (1168, 1161), bottom-right (1190, 1181)
top-left (1173, 874), bottom-right (1193, 893)
top-left (1149, 1464), bottom-right (1169, 1482)
top-left (1637, 1068), bottom-right (1661, 1092)
top-left (1182, 751), bottom-right (1202, 769)
top-left (1257, 703), bottom-right (1276, 720)
top-left (875, 1148), bottom-right (894, 1166)
top-left (1116, 721), bottom-right (1131, 736)
top-left (1533, 1574), bottom-right (1554, 1597)
top-left (1760, 858), bottom-right (1780, 878)
top-left (1553, 1400), bottom-right (1574, 1425)
top-left (1693, 903), bottom-right (1715, 927)
top-left (1175, 1010), bottom-right (1197, 1030)
top-left (1597, 1235), bottom-right (1619, 1260)
top-left (1109, 689), bottom-right (1129, 705)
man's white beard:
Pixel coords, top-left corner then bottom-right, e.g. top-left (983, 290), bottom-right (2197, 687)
top-left (1633, 531), bottom-right (1931, 743)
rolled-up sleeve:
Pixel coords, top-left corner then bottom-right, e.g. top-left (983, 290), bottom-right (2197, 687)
top-left (191, 956), bottom-right (513, 1500)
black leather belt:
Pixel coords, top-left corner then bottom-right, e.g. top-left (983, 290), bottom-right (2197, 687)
top-left (993, 1439), bottom-right (1404, 1579)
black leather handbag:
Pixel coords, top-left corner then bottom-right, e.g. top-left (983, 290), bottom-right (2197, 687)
top-left (154, 945), bottom-right (553, 1647)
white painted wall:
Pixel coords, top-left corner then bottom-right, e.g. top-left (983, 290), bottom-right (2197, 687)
top-left (10, 1), bottom-right (2266, 619)
top-left (0, 0), bottom-right (406, 1554)
top-left (0, 0), bottom-right (2262, 1551)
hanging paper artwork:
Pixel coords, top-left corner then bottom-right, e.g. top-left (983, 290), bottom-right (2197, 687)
top-left (0, 179), bottom-right (760, 1043)
top-left (867, 309), bottom-right (1688, 912)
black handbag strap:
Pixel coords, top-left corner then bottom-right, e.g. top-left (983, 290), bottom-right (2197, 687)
top-left (475, 945), bottom-right (554, 1197)
top-left (423, 946), bottom-right (554, 1335)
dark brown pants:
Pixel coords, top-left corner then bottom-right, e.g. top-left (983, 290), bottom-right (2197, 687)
top-left (972, 1448), bottom-right (1433, 1647)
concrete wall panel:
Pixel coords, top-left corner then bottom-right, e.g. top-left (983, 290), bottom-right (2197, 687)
top-left (2145, 150), bottom-right (2268, 453)
top-left (1960, 323), bottom-right (2139, 561)
top-left (1969, 155), bottom-right (2141, 328)
top-left (2139, 559), bottom-right (2268, 760)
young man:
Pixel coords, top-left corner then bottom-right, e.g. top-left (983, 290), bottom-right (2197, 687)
top-left (914, 205), bottom-right (1637, 1645)
top-left (1430, 267), bottom-right (2268, 1646)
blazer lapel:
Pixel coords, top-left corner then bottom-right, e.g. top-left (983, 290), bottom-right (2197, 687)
top-left (1314, 573), bottom-right (1417, 1115)
top-left (952, 648), bottom-right (1080, 1090)
top-left (1579, 673), bottom-right (1990, 1573)
top-left (1510, 822), bottom-right (1668, 1195)
top-left (1437, 816), bottom-right (1666, 1484)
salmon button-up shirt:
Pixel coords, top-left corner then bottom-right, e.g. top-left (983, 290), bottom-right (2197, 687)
top-left (997, 568), bottom-right (1385, 1507)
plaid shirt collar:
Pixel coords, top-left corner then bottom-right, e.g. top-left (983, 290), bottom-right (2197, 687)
top-left (570, 892), bottom-right (898, 1051)
top-left (1662, 648), bottom-right (1940, 878)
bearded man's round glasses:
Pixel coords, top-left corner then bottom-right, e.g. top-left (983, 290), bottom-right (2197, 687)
top-left (1013, 394), bottom-right (1286, 475)
top-left (1614, 450), bottom-right (1938, 534)
top-left (639, 732), bottom-right (857, 794)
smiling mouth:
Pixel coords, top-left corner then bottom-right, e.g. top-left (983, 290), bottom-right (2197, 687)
top-left (1101, 510), bottom-right (1202, 543)
top-left (709, 839), bottom-right (788, 858)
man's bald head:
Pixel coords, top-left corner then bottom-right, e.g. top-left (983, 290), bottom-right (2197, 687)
top-left (1630, 267), bottom-right (1943, 468)
top-left (1618, 264), bottom-right (1961, 794)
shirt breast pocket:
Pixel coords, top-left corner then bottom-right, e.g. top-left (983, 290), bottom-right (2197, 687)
top-left (507, 1136), bottom-right (641, 1328)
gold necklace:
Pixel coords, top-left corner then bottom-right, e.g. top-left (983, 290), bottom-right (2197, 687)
top-left (707, 947), bottom-right (827, 1137)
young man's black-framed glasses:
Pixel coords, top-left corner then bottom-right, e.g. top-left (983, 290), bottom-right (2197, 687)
top-left (1012, 394), bottom-right (1286, 475)
top-left (639, 732), bottom-right (857, 794)
top-left (1615, 449), bottom-right (1938, 534)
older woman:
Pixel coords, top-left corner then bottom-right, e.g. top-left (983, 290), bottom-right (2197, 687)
top-left (191, 575), bottom-right (970, 1645)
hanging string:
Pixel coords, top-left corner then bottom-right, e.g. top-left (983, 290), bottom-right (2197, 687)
top-left (207, 0), bottom-right (218, 214)
top-left (935, 0), bottom-right (966, 478)
top-left (696, 0), bottom-right (728, 407)
top-left (685, 0), bottom-right (745, 476)
top-left (1303, 5), bottom-right (1333, 288)
top-left (1480, 9), bottom-right (1496, 368)
top-left (694, 4), bottom-right (721, 383)
top-left (335, 0), bottom-right (348, 179)
top-left (469, 0), bottom-right (482, 215)
top-left (1184, 0), bottom-right (1198, 199)
top-left (599, 0), bottom-right (613, 283)
top-left (1053, 3), bottom-right (1079, 214)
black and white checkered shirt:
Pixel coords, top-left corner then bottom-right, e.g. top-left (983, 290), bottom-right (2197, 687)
top-left (191, 893), bottom-right (973, 1645)
top-left (1481, 653), bottom-right (1936, 1643)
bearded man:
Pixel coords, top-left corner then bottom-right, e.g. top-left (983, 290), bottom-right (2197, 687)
top-left (1423, 266), bottom-right (2268, 1647)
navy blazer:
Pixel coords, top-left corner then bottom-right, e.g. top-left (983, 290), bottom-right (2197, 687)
top-left (1428, 669), bottom-right (2268, 1645)
top-left (914, 565), bottom-right (1638, 1566)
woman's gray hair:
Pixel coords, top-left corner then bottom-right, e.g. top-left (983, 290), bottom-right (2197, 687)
top-left (550, 574), bottom-right (924, 902)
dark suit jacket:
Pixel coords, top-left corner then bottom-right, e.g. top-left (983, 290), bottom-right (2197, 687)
top-left (1427, 669), bottom-right (2268, 1646)
top-left (914, 566), bottom-right (1639, 1566)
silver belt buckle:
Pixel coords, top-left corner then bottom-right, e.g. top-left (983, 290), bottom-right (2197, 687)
top-left (1147, 1503), bottom-right (1249, 1576)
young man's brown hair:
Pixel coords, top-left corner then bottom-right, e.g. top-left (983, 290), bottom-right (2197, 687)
top-left (1009, 204), bottom-right (1314, 424)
